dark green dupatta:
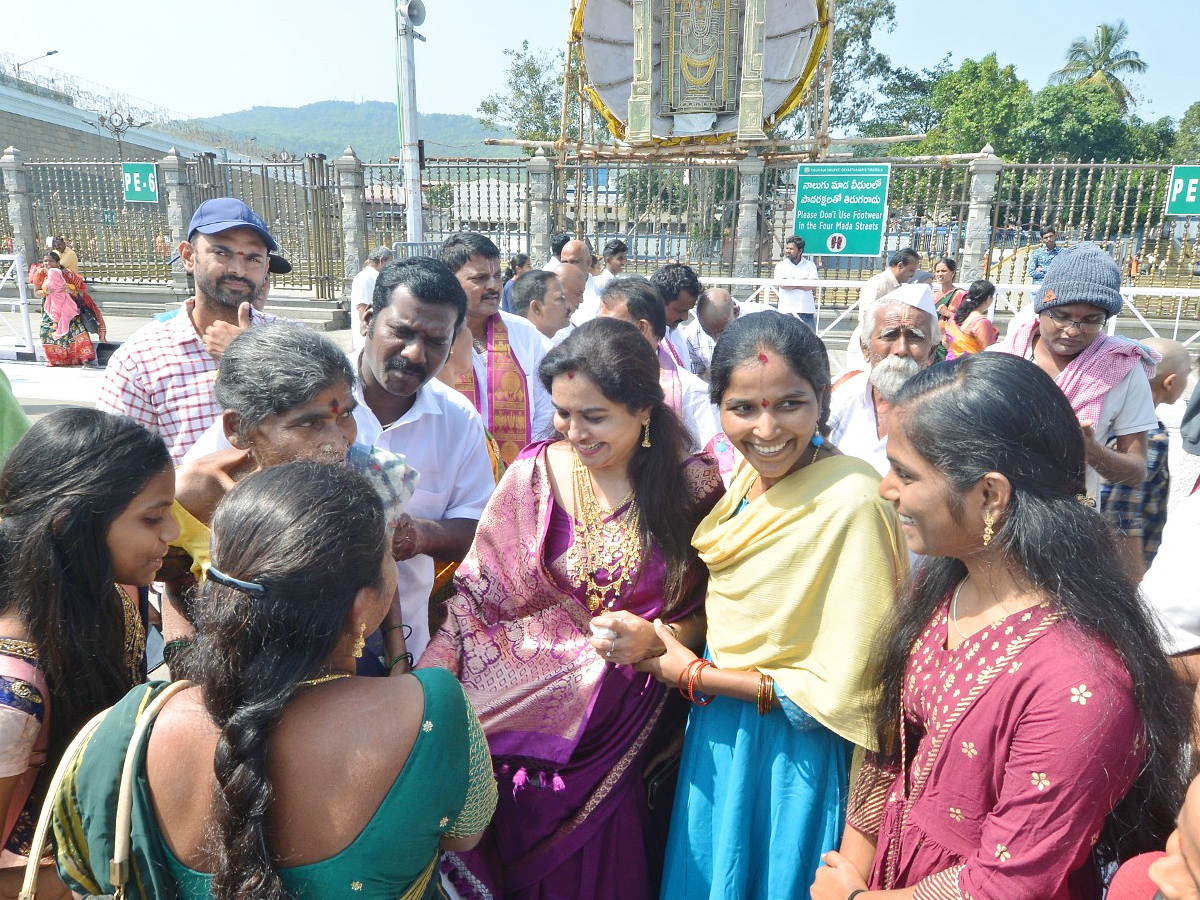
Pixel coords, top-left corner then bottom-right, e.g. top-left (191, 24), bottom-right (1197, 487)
top-left (52, 682), bottom-right (181, 900)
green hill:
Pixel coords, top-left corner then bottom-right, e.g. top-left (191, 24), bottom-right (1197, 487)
top-left (194, 101), bottom-right (521, 161)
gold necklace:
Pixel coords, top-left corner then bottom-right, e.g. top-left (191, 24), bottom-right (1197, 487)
top-left (570, 451), bottom-right (642, 612)
top-left (297, 672), bottom-right (352, 687)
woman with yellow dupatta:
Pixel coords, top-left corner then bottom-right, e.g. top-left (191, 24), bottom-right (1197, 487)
top-left (639, 311), bottom-right (908, 900)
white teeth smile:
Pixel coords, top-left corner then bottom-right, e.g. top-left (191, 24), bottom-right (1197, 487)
top-left (751, 441), bottom-right (787, 455)
top-left (576, 442), bottom-right (601, 452)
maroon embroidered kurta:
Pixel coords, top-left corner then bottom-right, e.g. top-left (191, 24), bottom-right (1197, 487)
top-left (848, 603), bottom-right (1144, 900)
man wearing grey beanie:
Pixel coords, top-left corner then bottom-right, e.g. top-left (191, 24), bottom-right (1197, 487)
top-left (997, 243), bottom-right (1159, 523)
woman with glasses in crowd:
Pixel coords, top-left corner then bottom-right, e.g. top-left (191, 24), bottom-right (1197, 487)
top-left (811, 352), bottom-right (1188, 900)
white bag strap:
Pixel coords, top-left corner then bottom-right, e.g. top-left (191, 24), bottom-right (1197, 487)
top-left (19, 679), bottom-right (193, 900)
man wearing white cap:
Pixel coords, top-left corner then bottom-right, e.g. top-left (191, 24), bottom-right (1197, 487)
top-left (827, 283), bottom-right (939, 476)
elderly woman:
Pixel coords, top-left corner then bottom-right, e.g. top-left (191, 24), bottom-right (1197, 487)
top-left (163, 324), bottom-right (416, 673)
top-left (997, 243), bottom-right (1158, 506)
top-left (27, 250), bottom-right (106, 366)
top-left (54, 463), bottom-right (497, 900)
top-left (812, 353), bottom-right (1187, 900)
top-left (640, 312), bottom-right (907, 900)
top-left (420, 317), bottom-right (723, 900)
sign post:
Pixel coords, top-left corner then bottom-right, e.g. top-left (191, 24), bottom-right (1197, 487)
top-left (1166, 165), bottom-right (1200, 217)
top-left (121, 162), bottom-right (159, 204)
top-left (793, 163), bottom-right (890, 257)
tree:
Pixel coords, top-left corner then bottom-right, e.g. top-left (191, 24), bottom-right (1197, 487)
top-left (859, 54), bottom-right (953, 139)
top-left (916, 54), bottom-right (1033, 159)
top-left (1175, 102), bottom-right (1200, 161)
top-left (1019, 81), bottom-right (1129, 161)
top-left (1126, 116), bottom-right (1176, 162)
top-left (826, 0), bottom-right (898, 130)
top-left (478, 42), bottom-right (566, 144)
top-left (1048, 20), bottom-right (1147, 116)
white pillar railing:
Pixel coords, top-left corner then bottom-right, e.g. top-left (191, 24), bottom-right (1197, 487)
top-left (0, 255), bottom-right (36, 358)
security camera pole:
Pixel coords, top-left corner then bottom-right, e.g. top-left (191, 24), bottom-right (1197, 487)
top-left (395, 0), bottom-right (426, 245)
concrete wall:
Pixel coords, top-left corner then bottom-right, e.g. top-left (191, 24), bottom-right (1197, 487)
top-left (0, 75), bottom-right (235, 161)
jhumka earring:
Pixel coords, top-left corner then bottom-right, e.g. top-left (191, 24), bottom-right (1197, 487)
top-left (352, 623), bottom-right (367, 658)
top-left (982, 510), bottom-right (995, 548)
top-left (641, 421), bottom-right (652, 448)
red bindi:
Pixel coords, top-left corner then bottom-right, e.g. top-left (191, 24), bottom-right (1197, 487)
top-left (761, 399), bottom-right (770, 408)
top-left (757, 353), bottom-right (769, 365)
top-left (566, 371), bottom-right (575, 379)
top-left (330, 400), bottom-right (340, 414)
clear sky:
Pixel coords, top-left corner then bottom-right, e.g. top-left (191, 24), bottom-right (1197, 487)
top-left (2, 0), bottom-right (1194, 123)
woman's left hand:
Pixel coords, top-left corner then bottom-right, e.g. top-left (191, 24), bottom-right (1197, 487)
top-left (811, 850), bottom-right (869, 900)
top-left (634, 619), bottom-right (698, 685)
top-left (587, 610), bottom-right (669, 666)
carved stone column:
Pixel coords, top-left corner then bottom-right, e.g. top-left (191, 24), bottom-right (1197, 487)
top-left (627, 0), bottom-right (654, 144)
top-left (0, 148), bottom-right (39, 271)
top-left (960, 144), bottom-right (1003, 283)
top-left (335, 146), bottom-right (366, 299)
top-left (528, 150), bottom-right (554, 264)
top-left (737, 0), bottom-right (768, 142)
top-left (159, 147), bottom-right (195, 295)
top-left (734, 151), bottom-right (764, 280)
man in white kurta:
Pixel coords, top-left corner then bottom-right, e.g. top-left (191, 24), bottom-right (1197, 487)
top-left (350, 246), bottom-right (393, 351)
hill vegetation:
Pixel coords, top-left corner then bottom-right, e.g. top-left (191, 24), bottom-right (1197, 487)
top-left (194, 101), bottom-right (521, 161)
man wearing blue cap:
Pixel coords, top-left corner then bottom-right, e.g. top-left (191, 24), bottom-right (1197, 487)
top-left (97, 198), bottom-right (280, 462)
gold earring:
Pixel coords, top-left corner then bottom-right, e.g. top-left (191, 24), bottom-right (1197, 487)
top-left (982, 510), bottom-right (995, 548)
top-left (641, 421), bottom-right (651, 448)
top-left (352, 623), bottom-right (366, 658)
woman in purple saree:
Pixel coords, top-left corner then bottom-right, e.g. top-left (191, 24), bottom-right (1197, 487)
top-left (420, 318), bottom-right (723, 900)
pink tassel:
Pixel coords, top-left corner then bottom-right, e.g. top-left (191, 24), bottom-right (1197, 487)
top-left (538, 771), bottom-right (547, 788)
top-left (512, 766), bottom-right (528, 797)
top-left (551, 771), bottom-right (566, 792)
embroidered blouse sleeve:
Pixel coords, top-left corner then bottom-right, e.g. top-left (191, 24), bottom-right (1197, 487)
top-left (947, 654), bottom-right (1143, 900)
top-left (0, 678), bottom-right (45, 778)
top-left (444, 697), bottom-right (497, 838)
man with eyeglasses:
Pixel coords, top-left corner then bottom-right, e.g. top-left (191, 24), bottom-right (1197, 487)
top-left (441, 232), bottom-right (553, 464)
top-left (998, 243), bottom-right (1159, 518)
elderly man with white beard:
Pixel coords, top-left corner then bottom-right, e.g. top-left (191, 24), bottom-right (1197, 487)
top-left (827, 283), bottom-right (939, 476)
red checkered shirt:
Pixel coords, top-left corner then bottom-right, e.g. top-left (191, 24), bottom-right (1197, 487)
top-left (96, 305), bottom-right (272, 462)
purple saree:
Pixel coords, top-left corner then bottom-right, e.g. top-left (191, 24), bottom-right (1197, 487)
top-left (847, 603), bottom-right (1145, 900)
top-left (419, 441), bottom-right (722, 900)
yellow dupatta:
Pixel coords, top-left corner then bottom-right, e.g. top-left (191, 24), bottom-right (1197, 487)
top-left (692, 455), bottom-right (908, 749)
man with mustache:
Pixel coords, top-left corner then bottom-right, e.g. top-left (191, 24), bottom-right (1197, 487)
top-left (355, 256), bottom-right (495, 660)
top-left (442, 232), bottom-right (553, 464)
top-left (98, 198), bottom-right (281, 462)
top-left (827, 283), bottom-right (939, 476)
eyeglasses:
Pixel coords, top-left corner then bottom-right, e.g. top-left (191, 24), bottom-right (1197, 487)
top-left (1042, 309), bottom-right (1106, 334)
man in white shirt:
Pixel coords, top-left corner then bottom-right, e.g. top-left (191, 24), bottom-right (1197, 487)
top-left (442, 232), bottom-right (554, 463)
top-left (599, 275), bottom-right (718, 451)
top-left (773, 235), bottom-right (820, 330)
top-left (541, 233), bottom-right (572, 271)
top-left (350, 246), bottom-right (394, 351)
top-left (560, 239), bottom-right (603, 326)
top-left (683, 287), bottom-right (770, 380)
top-left (356, 256), bottom-right (496, 660)
top-left (593, 238), bottom-right (628, 292)
top-left (511, 270), bottom-right (571, 347)
top-left (828, 283), bottom-right (939, 476)
top-left (650, 263), bottom-right (702, 368)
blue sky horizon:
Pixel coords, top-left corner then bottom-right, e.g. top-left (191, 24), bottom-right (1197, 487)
top-left (3, 0), bottom-right (1194, 126)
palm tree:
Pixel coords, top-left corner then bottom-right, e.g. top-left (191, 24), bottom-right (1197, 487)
top-left (1049, 20), bottom-right (1147, 115)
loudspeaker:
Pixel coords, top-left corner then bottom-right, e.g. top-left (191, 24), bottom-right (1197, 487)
top-left (399, 0), bottom-right (425, 26)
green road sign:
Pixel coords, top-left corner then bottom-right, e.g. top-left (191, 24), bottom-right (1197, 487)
top-left (102, 210), bottom-right (116, 226)
top-left (794, 163), bottom-right (890, 257)
top-left (1166, 166), bottom-right (1200, 216)
top-left (122, 162), bottom-right (159, 203)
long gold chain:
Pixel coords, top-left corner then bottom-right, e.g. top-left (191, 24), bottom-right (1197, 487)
top-left (570, 451), bottom-right (643, 612)
top-left (297, 672), bottom-right (353, 687)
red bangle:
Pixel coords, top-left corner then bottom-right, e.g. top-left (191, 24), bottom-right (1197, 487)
top-left (687, 659), bottom-right (714, 706)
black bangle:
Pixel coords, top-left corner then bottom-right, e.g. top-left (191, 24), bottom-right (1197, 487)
top-left (847, 890), bottom-right (867, 900)
top-left (387, 653), bottom-right (414, 673)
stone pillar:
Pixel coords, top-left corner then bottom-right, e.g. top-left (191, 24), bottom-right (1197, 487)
top-left (0, 148), bottom-right (39, 271)
top-left (736, 0), bottom-right (768, 142)
top-left (528, 149), bottom-right (553, 265)
top-left (335, 146), bottom-right (366, 299)
top-left (733, 151), bottom-right (764, 282)
top-left (960, 144), bottom-right (1003, 283)
top-left (160, 147), bottom-right (195, 295)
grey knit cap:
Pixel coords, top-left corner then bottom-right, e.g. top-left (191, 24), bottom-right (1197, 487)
top-left (1034, 243), bottom-right (1124, 317)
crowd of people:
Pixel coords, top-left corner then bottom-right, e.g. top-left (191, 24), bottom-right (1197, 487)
top-left (0, 197), bottom-right (1197, 900)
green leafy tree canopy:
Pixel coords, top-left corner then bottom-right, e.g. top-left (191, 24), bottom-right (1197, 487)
top-left (478, 41), bottom-right (566, 144)
top-left (1175, 102), bottom-right (1200, 162)
top-left (1048, 20), bottom-right (1147, 115)
top-left (1020, 80), bottom-right (1129, 161)
top-left (917, 54), bottom-right (1033, 158)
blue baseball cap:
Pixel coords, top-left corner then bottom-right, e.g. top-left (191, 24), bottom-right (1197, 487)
top-left (187, 198), bottom-right (278, 252)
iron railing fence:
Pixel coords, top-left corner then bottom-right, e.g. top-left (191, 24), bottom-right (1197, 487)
top-left (188, 154), bottom-right (342, 299)
top-left (26, 160), bottom-right (172, 283)
top-left (554, 158), bottom-right (742, 277)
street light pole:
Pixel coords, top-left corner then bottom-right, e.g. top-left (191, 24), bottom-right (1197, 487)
top-left (15, 50), bottom-right (58, 78)
top-left (395, 0), bottom-right (426, 246)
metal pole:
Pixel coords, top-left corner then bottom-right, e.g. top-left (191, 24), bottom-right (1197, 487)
top-left (396, 7), bottom-right (424, 244)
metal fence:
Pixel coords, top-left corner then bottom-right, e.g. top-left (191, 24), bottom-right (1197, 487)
top-left (187, 154), bottom-right (342, 299)
top-left (555, 158), bottom-right (741, 277)
top-left (363, 158), bottom-right (531, 259)
top-left (26, 160), bottom-right (172, 283)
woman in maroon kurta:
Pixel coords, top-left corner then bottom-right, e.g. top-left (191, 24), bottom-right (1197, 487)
top-left (812, 352), bottom-right (1189, 900)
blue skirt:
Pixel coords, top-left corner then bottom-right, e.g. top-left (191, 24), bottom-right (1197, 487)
top-left (660, 689), bottom-right (852, 900)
